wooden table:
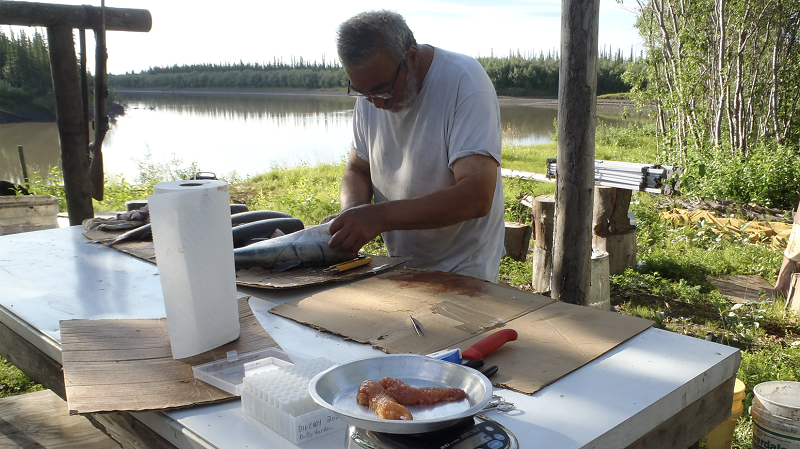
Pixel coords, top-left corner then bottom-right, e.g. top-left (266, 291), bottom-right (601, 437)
top-left (0, 226), bottom-right (741, 449)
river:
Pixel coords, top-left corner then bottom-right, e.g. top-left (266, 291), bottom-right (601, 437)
top-left (0, 90), bottom-right (630, 183)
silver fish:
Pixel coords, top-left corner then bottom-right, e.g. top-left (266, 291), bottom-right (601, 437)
top-left (234, 222), bottom-right (355, 271)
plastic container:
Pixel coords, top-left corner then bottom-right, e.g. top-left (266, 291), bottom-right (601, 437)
top-left (751, 381), bottom-right (800, 449)
top-left (192, 348), bottom-right (304, 396)
top-left (241, 357), bottom-right (344, 443)
top-left (0, 195), bottom-right (59, 235)
top-left (705, 378), bottom-right (746, 449)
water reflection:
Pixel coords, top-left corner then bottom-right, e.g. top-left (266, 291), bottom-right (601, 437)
top-left (0, 91), bottom-right (631, 183)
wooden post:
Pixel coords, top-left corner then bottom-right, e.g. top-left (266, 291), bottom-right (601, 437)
top-left (3, 2), bottom-right (151, 222)
top-left (47, 24), bottom-right (94, 225)
top-left (17, 145), bottom-right (29, 184)
top-left (532, 195), bottom-right (556, 293)
top-left (592, 186), bottom-right (637, 275)
top-left (0, 1), bottom-right (152, 31)
top-left (552, 0), bottom-right (600, 305)
top-left (90, 6), bottom-right (109, 201)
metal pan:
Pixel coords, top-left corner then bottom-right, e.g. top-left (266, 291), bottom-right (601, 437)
top-left (309, 354), bottom-right (493, 434)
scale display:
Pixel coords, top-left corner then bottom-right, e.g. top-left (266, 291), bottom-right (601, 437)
top-left (347, 416), bottom-right (518, 449)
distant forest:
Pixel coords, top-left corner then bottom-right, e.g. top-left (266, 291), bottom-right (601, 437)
top-left (110, 48), bottom-right (642, 96)
top-left (0, 28), bottom-right (55, 116)
top-left (0, 25), bottom-right (641, 119)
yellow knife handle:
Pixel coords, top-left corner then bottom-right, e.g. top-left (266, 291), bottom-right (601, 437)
top-left (335, 257), bottom-right (373, 272)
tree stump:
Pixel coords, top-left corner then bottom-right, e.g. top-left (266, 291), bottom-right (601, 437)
top-left (592, 186), bottom-right (637, 276)
top-left (504, 222), bottom-right (533, 262)
top-left (532, 195), bottom-right (555, 293)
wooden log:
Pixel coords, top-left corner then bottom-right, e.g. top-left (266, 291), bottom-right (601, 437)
top-left (532, 195), bottom-right (555, 293)
top-left (594, 231), bottom-right (637, 276)
top-left (592, 186), bottom-right (637, 275)
top-left (0, 1), bottom-right (151, 32)
top-left (504, 222), bottom-right (532, 262)
top-left (47, 24), bottom-right (94, 226)
top-left (17, 145), bottom-right (29, 184)
top-left (593, 186), bottom-right (635, 235)
top-left (552, 0), bottom-right (600, 305)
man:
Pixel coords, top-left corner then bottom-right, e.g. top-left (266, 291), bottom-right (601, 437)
top-left (775, 199), bottom-right (800, 296)
top-left (327, 10), bottom-right (505, 282)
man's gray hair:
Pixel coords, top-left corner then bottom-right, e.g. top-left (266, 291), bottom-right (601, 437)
top-left (336, 10), bottom-right (417, 68)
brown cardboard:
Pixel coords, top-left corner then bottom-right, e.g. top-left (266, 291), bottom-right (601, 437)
top-left (235, 255), bottom-right (411, 289)
top-left (457, 302), bottom-right (653, 394)
top-left (82, 231), bottom-right (406, 289)
top-left (271, 269), bottom-right (652, 396)
top-left (270, 268), bottom-right (555, 355)
top-left (61, 297), bottom-right (279, 415)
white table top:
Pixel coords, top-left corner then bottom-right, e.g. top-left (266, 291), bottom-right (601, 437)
top-left (0, 226), bottom-right (741, 449)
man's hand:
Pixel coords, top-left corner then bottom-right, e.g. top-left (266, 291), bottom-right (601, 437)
top-left (328, 204), bottom-right (385, 253)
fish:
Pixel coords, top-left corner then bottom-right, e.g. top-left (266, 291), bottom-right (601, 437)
top-left (231, 217), bottom-right (305, 248)
top-left (108, 223), bottom-right (153, 247)
top-left (234, 222), bottom-right (355, 271)
top-left (231, 210), bottom-right (292, 225)
top-left (230, 204), bottom-right (249, 214)
top-left (108, 209), bottom-right (294, 247)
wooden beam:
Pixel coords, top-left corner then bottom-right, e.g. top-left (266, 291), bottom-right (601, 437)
top-left (47, 24), bottom-right (95, 225)
top-left (552, 0), bottom-right (600, 305)
top-left (0, 319), bottom-right (66, 400)
top-left (0, 1), bottom-right (151, 32)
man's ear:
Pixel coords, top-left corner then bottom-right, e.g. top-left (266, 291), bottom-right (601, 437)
top-left (407, 45), bottom-right (420, 70)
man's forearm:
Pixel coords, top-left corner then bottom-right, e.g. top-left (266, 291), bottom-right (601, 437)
top-left (374, 176), bottom-right (494, 232)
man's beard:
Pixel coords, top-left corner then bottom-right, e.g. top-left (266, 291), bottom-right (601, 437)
top-left (385, 71), bottom-right (419, 113)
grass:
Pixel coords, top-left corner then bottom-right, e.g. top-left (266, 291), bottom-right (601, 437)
top-left (0, 355), bottom-right (44, 399)
top-left (9, 119), bottom-right (796, 448)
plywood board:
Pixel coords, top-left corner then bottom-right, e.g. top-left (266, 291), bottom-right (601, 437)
top-left (270, 268), bottom-right (555, 355)
top-left (456, 302), bottom-right (653, 395)
top-left (709, 275), bottom-right (775, 303)
top-left (61, 297), bottom-right (279, 414)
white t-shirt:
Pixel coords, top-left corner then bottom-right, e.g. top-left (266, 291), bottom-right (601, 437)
top-left (350, 47), bottom-right (505, 282)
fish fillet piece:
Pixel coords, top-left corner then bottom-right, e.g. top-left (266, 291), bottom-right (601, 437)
top-left (357, 379), bottom-right (413, 420)
top-left (371, 393), bottom-right (413, 420)
top-left (357, 379), bottom-right (384, 406)
top-left (378, 377), bottom-right (467, 405)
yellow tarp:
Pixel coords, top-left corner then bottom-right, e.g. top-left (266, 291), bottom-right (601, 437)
top-left (660, 209), bottom-right (792, 250)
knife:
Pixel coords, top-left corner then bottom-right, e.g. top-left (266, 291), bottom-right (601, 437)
top-left (427, 328), bottom-right (518, 363)
top-left (461, 329), bottom-right (518, 361)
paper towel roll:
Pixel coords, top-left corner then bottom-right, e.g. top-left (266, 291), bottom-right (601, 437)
top-left (149, 180), bottom-right (240, 359)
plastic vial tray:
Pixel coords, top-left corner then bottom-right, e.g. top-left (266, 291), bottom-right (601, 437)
top-left (192, 348), bottom-right (305, 396)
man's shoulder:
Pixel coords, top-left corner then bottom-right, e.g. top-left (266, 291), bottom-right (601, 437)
top-left (433, 47), bottom-right (484, 72)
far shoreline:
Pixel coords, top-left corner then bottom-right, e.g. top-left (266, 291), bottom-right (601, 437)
top-left (114, 87), bottom-right (641, 115)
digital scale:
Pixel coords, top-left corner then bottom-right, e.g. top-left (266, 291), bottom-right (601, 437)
top-left (345, 414), bottom-right (518, 449)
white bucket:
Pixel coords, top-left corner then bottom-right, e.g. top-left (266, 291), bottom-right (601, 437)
top-left (751, 382), bottom-right (800, 449)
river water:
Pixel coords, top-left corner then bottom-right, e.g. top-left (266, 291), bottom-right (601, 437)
top-left (0, 91), bottom-right (625, 183)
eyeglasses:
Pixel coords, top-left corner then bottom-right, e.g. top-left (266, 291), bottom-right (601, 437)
top-left (347, 59), bottom-right (404, 100)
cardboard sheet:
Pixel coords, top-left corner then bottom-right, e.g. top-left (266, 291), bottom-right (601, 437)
top-left (82, 231), bottom-right (406, 288)
top-left (235, 255), bottom-right (412, 289)
top-left (271, 269), bottom-right (653, 396)
top-left (270, 268), bottom-right (555, 355)
top-left (61, 297), bottom-right (278, 415)
top-left (455, 302), bottom-right (653, 395)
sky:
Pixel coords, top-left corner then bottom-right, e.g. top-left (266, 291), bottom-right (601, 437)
top-left (5, 0), bottom-right (643, 75)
